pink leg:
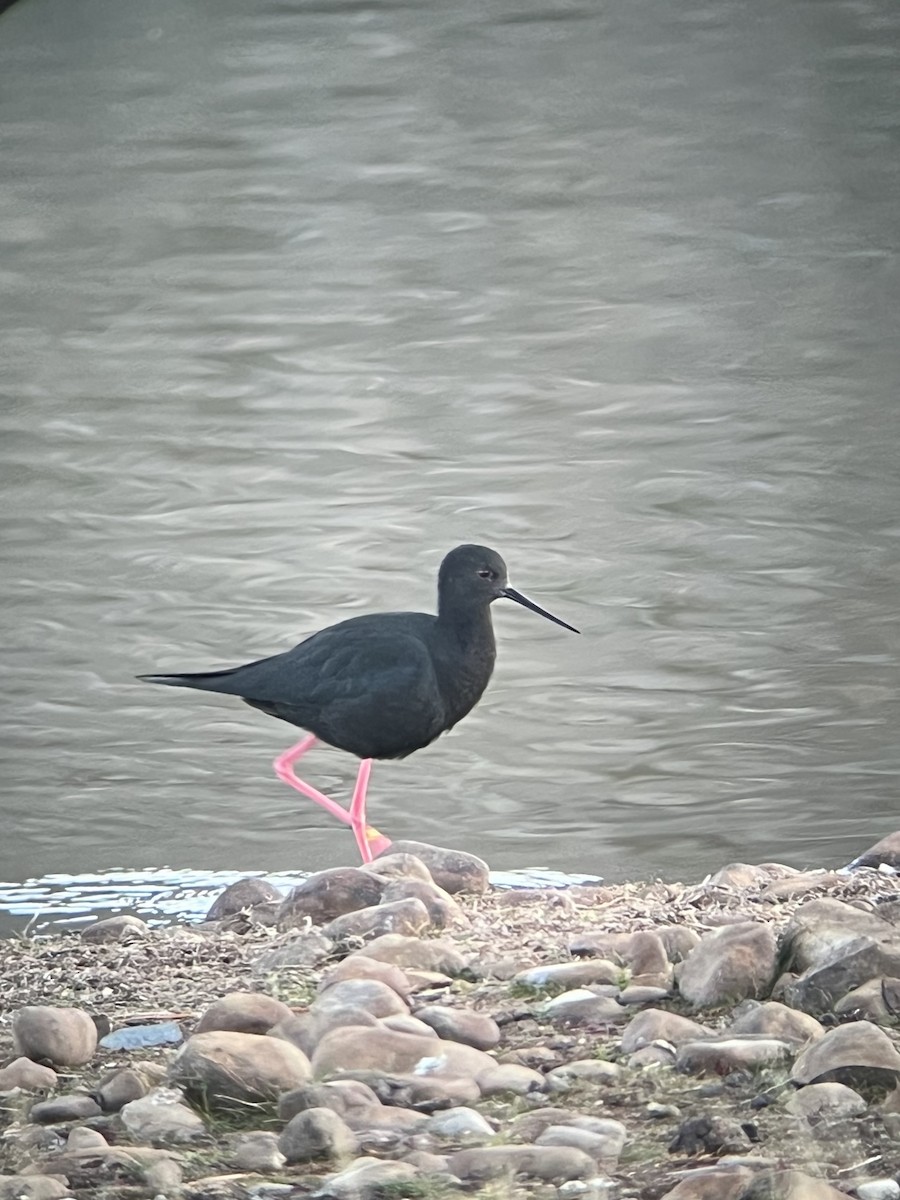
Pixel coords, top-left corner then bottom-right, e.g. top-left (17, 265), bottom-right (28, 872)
top-left (348, 759), bottom-right (393, 863)
top-left (273, 735), bottom-right (391, 862)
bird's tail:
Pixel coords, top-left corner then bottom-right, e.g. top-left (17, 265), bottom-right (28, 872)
top-left (137, 667), bottom-right (249, 697)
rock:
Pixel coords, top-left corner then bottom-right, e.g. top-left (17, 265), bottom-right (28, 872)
top-left (278, 868), bottom-right (386, 929)
top-left (658, 1163), bottom-right (756, 1199)
top-left (278, 1107), bottom-right (359, 1163)
top-left (424, 1106), bottom-right (494, 1140)
top-left (543, 990), bottom-right (627, 1025)
top-left (66, 1127), bottom-right (108, 1151)
top-left (678, 922), bottom-right (777, 1006)
top-left (0, 1057), bottom-right (58, 1091)
top-left (344, 1103), bottom-right (428, 1134)
top-left (312, 1157), bottom-right (421, 1199)
top-left (380, 1013), bottom-right (437, 1038)
top-left (535, 1120), bottom-right (627, 1168)
top-left (762, 870), bottom-right (845, 900)
top-left (195, 990), bottom-right (295, 1035)
top-left (668, 1114), bottom-right (751, 1155)
top-left (119, 1088), bottom-right (207, 1144)
top-left (567, 931), bottom-right (632, 959)
top-left (784, 1081), bottom-right (867, 1119)
top-left (507, 1106), bottom-right (579, 1140)
top-left (379, 878), bottom-right (469, 928)
top-left (657, 926), bottom-right (703, 963)
top-left (449, 1144), bottom-right (597, 1183)
top-left (279, 1079), bottom-right (381, 1122)
top-left (170, 1030), bottom-right (312, 1103)
top-left (338, 1070), bottom-right (481, 1111)
top-left (740, 1169), bottom-right (851, 1199)
top-left (675, 1037), bottom-right (793, 1075)
top-left (143, 1157), bottom-right (184, 1194)
top-left (477, 1063), bottom-right (545, 1096)
top-left (29, 1094), bottom-right (102, 1123)
top-left (206, 876), bottom-right (283, 920)
top-left (81, 915), bottom-right (149, 943)
top-left (412, 1005), bottom-right (499, 1049)
top-left (349, 933), bottom-right (467, 975)
top-left (834, 977), bottom-right (900, 1024)
top-left (363, 852), bottom-right (434, 882)
top-left (791, 1020), bottom-right (900, 1088)
top-left (725, 1000), bottom-right (825, 1043)
top-left (318, 956), bottom-right (411, 1001)
top-left (514, 961), bottom-right (623, 989)
top-left (270, 1007), bottom-right (379, 1058)
top-left (545, 1060), bottom-right (621, 1088)
top-left (621, 1009), bottom-right (715, 1052)
top-left (13, 1006), bottom-right (98, 1067)
top-left (315, 978), bottom-right (409, 1019)
top-left (374, 841), bottom-right (489, 894)
top-left (323, 897), bottom-right (432, 943)
top-left (94, 1067), bottom-right (150, 1112)
top-left (253, 930), bottom-right (334, 971)
top-left (0, 1178), bottom-right (72, 1200)
top-left (228, 1129), bottom-right (287, 1171)
top-left (856, 1182), bottom-right (900, 1200)
top-left (848, 829), bottom-right (900, 870)
top-left (311, 1025), bottom-right (496, 1080)
top-left (628, 1043), bottom-right (678, 1069)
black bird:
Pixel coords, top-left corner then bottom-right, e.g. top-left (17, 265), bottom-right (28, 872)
top-left (139, 544), bottom-right (579, 861)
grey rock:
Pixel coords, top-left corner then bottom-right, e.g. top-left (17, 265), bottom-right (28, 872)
top-left (535, 1120), bottom-right (627, 1167)
top-left (545, 1059), bottom-right (621, 1089)
top-left (477, 1063), bottom-right (546, 1096)
top-left (412, 1004), bottom-right (500, 1050)
top-left (81, 915), bottom-right (149, 943)
top-left (425, 1106), bottom-right (494, 1140)
top-left (621, 1008), bottom-right (714, 1052)
top-left (29, 1094), bottom-right (102, 1123)
top-left (95, 1067), bottom-right (150, 1112)
top-left (856, 1182), bottom-right (900, 1200)
top-left (362, 852), bottom-right (434, 882)
top-left (207, 876), bottom-right (283, 920)
top-left (725, 1000), bottom-right (824, 1043)
top-left (675, 1036), bottom-right (793, 1076)
top-left (318, 956), bottom-right (411, 1001)
top-left (848, 829), bottom-right (900, 870)
top-left (350, 933), bottom-right (467, 975)
top-left (277, 867), bottom-right (386, 929)
top-left (278, 1106), bottom-right (359, 1163)
top-left (314, 978), bottom-right (409, 1018)
top-left (543, 990), bottom-right (627, 1025)
top-left (252, 930), bottom-right (334, 972)
top-left (143, 1156), bottom-right (184, 1194)
top-left (791, 1020), bottom-right (900, 1087)
top-left (229, 1130), bottom-right (288, 1171)
top-left (678, 922), bottom-right (777, 1007)
top-left (311, 1024), bottom-right (495, 1080)
top-left (170, 1029), bottom-right (312, 1103)
top-left (312, 1156), bottom-right (421, 1199)
top-left (449, 1143), bottom-right (597, 1183)
top-left (515, 961), bottom-right (622, 990)
top-left (784, 1081), bottom-right (867, 1119)
top-left (656, 1163), bottom-right (756, 1199)
top-left (66, 1127), bottom-right (109, 1151)
top-left (119, 1087), bottom-right (207, 1144)
top-left (380, 879), bottom-right (469, 929)
top-left (668, 1113), bottom-right (751, 1156)
top-left (323, 897), bottom-right (432, 943)
top-left (278, 1079), bottom-right (381, 1122)
top-left (13, 1006), bottom-right (98, 1067)
top-left (0, 1178), bottom-right (72, 1200)
top-left (0, 1057), bottom-right (58, 1091)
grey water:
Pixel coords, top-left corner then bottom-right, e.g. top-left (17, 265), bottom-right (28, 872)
top-left (2, 0), bottom-right (900, 930)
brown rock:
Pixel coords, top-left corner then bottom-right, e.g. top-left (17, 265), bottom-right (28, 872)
top-left (678, 922), bottom-right (777, 1006)
top-left (448, 1144), bottom-right (596, 1183)
top-left (535, 1118), bottom-right (626, 1167)
top-left (362, 853), bottom-right (434, 882)
top-left (270, 1007), bottom-right (379, 1058)
top-left (791, 1020), bottom-right (900, 1088)
top-left (278, 867), bottom-right (386, 929)
top-left (781, 897), bottom-right (892, 973)
top-left (170, 1030), bottom-right (312, 1103)
top-left (476, 1063), bottom-right (545, 1096)
top-left (567, 931), bottom-right (632, 959)
top-left (725, 1000), bottom-right (825, 1043)
top-left (228, 1130), bottom-right (287, 1172)
top-left (0, 1057), bottom-right (58, 1091)
top-left (322, 897), bottom-right (431, 943)
top-left (514, 960), bottom-right (622, 989)
top-left (545, 1059), bottom-right (621, 1087)
top-left (784, 1081), bottom-right (867, 1119)
top-left (94, 1067), bottom-right (149, 1112)
top-left (207, 877), bottom-right (284, 920)
top-left (380, 1013), bottom-right (438, 1038)
top-left (278, 1079), bottom-right (381, 1122)
top-left (119, 1089), bottom-right (207, 1144)
top-left (656, 926), bottom-right (703, 963)
top-left (847, 829), bottom-right (900, 870)
top-left (13, 1006), bottom-right (98, 1067)
top-left (379, 879), bottom-right (469, 929)
top-left (675, 1036), bottom-right (793, 1075)
top-left (336, 1070), bottom-right (480, 1110)
top-left (412, 1005), bottom-right (499, 1050)
top-left (834, 977), bottom-right (900, 1024)
top-left (658, 1163), bottom-right (756, 1198)
top-left (318, 956), bottom-right (411, 1001)
top-left (350, 934), bottom-right (467, 975)
top-left (620, 1008), bottom-right (715, 1053)
top-left (315, 1157), bottom-right (421, 1199)
top-left (0, 1178), bottom-right (72, 1200)
top-left (195, 991), bottom-right (294, 1035)
top-left (315, 979), bottom-right (409, 1019)
top-left (739, 1169), bottom-right (851, 1199)
top-left (542, 990), bottom-right (627, 1025)
top-left (29, 1094), bottom-right (102, 1123)
top-left (311, 1025), bottom-right (495, 1080)
top-left (507, 1107), bottom-right (578, 1141)
top-left (278, 1106), bottom-right (359, 1163)
top-left (374, 841), bottom-right (489, 894)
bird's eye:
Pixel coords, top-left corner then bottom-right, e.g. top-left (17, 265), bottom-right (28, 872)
top-left (477, 568), bottom-right (495, 580)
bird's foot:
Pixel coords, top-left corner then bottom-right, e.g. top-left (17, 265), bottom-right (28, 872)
top-left (363, 826), bottom-right (392, 860)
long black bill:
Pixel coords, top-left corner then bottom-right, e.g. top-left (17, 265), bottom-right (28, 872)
top-left (501, 587), bottom-right (580, 634)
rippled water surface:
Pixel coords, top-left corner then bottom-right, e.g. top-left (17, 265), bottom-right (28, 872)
top-left (2, 0), bottom-right (900, 923)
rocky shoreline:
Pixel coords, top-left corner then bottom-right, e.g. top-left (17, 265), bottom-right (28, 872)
top-left (2, 833), bottom-right (900, 1200)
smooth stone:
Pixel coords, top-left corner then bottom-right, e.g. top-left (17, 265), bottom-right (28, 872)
top-left (449, 1144), bottom-right (597, 1183)
top-left (94, 1067), bottom-right (150, 1112)
top-left (81, 915), bottom-right (149, 943)
top-left (228, 1130), bottom-right (287, 1171)
top-left (834, 977), bottom-right (899, 1025)
top-left (515, 961), bottom-right (623, 990)
top-left (349, 934), bottom-right (467, 975)
top-left (761, 870), bottom-right (845, 899)
top-left (424, 1106), bottom-right (494, 1140)
top-left (781, 898), bottom-right (889, 972)
top-left (658, 1163), bottom-right (756, 1199)
top-left (0, 1058), bottom-right (58, 1091)
top-left (277, 868), bottom-right (386, 929)
top-left (543, 991), bottom-right (627, 1025)
top-left (311, 1024), bottom-right (496, 1080)
top-left (379, 879), bottom-right (469, 929)
top-left (318, 956), bottom-right (411, 1001)
top-left (269, 1007), bottom-right (379, 1058)
top-left (412, 1005), bottom-right (500, 1050)
top-left (791, 1020), bottom-right (900, 1087)
top-left (784, 1081), bottom-right (867, 1119)
top-left (323, 898), bottom-right (432, 943)
top-left (206, 876), bottom-right (283, 920)
top-left (312, 1156), bottom-right (420, 1199)
top-left (336, 1070), bottom-right (481, 1110)
top-left (847, 829), bottom-right (900, 870)
top-left (66, 1127), bottom-right (109, 1151)
top-left (678, 922), bottom-right (778, 1007)
top-left (656, 926), bottom-right (703, 963)
top-left (402, 1149), bottom-right (451, 1173)
top-left (535, 1121), bottom-right (627, 1168)
top-left (279, 1080), bottom-right (382, 1122)
top-left (252, 931), bottom-right (334, 972)
top-left (13, 1006), bottom-right (98, 1067)
top-left (362, 853), bottom-right (434, 883)
top-left (507, 1107), bottom-right (579, 1141)
top-left (476, 1063), bottom-right (545, 1096)
top-left (545, 1060), bottom-right (621, 1088)
top-left (675, 1037), bottom-right (793, 1076)
top-left (142, 1157), bottom-right (184, 1194)
top-left (0, 1178), bottom-right (72, 1200)
top-left (736, 1169), bottom-right (851, 1199)
top-left (195, 990), bottom-right (294, 1035)
top-left (373, 841), bottom-right (489, 894)
top-left (380, 1014), bottom-right (437, 1038)
top-left (278, 1107), bottom-right (359, 1164)
top-left (170, 1030), bottom-right (312, 1103)
top-left (313, 978), bottom-right (409, 1019)
top-left (856, 1182), bottom-right (900, 1200)
top-left (119, 1088), bottom-right (207, 1144)
top-left (618, 985), bottom-right (671, 1005)
top-left (627, 931), bottom-right (672, 978)
top-left (343, 1103), bottom-right (429, 1133)
top-left (725, 1000), bottom-right (825, 1043)
top-left (566, 932), bottom-right (632, 960)
top-left (29, 1094), bottom-right (102, 1124)
top-left (628, 1043), bottom-right (677, 1069)
top-left (620, 1008), bottom-right (714, 1052)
